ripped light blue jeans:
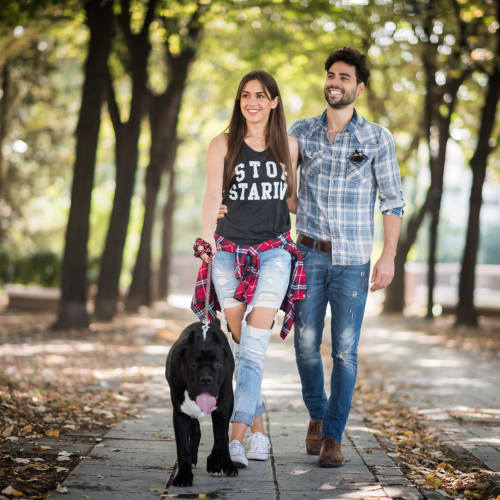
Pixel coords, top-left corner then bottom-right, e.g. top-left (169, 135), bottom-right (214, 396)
top-left (294, 242), bottom-right (370, 442)
top-left (212, 248), bottom-right (291, 426)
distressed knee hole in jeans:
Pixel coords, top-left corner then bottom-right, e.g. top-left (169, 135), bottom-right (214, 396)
top-left (296, 327), bottom-right (319, 361)
top-left (332, 351), bottom-right (357, 369)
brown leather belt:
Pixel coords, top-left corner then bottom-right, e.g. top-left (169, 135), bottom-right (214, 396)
top-left (297, 234), bottom-right (331, 253)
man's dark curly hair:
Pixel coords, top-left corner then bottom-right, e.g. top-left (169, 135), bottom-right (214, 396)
top-left (324, 47), bottom-right (370, 85)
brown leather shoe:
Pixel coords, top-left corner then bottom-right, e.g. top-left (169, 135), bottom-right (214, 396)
top-left (305, 420), bottom-right (322, 455)
top-left (318, 437), bottom-right (343, 467)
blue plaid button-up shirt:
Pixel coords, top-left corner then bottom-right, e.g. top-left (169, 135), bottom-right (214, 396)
top-left (289, 109), bottom-right (404, 266)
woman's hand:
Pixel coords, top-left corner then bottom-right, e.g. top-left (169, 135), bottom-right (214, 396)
top-left (201, 233), bottom-right (216, 262)
top-left (217, 204), bottom-right (228, 220)
top-left (194, 235), bottom-right (216, 263)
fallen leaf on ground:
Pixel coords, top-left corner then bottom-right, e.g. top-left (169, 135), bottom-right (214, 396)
top-left (153, 433), bottom-right (174, 440)
top-left (290, 468), bottom-right (310, 475)
top-left (1, 486), bottom-right (22, 496)
top-left (55, 483), bottom-right (67, 494)
top-left (320, 482), bottom-right (337, 490)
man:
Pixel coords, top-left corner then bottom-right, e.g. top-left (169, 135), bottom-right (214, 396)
top-left (289, 47), bottom-right (404, 467)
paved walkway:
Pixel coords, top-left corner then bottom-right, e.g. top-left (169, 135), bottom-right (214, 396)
top-left (360, 316), bottom-right (500, 474)
top-left (61, 310), bottom-right (500, 499)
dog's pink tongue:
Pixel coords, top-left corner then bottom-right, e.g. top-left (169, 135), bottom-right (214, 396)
top-left (196, 393), bottom-right (216, 414)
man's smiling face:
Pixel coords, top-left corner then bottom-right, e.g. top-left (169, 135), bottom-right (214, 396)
top-left (324, 61), bottom-right (365, 109)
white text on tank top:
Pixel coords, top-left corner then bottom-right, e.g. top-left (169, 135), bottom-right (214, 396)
top-left (227, 160), bottom-right (287, 201)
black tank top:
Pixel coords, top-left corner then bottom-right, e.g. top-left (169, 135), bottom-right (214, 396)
top-left (215, 142), bottom-right (290, 245)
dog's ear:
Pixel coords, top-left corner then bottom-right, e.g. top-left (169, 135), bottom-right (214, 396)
top-left (179, 327), bottom-right (198, 359)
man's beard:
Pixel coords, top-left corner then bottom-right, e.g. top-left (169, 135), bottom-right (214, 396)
top-left (324, 87), bottom-right (356, 109)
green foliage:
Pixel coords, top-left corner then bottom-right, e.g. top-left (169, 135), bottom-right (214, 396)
top-left (0, 8), bottom-right (86, 256)
top-left (0, 248), bottom-right (60, 287)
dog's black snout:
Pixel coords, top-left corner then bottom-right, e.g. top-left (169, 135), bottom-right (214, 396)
top-left (200, 374), bottom-right (213, 385)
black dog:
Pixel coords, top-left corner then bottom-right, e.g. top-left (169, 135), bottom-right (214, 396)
top-left (165, 321), bottom-right (238, 486)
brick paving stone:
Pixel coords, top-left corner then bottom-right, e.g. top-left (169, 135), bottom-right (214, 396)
top-left (382, 485), bottom-right (423, 499)
top-left (376, 474), bottom-right (412, 484)
top-left (370, 466), bottom-right (405, 477)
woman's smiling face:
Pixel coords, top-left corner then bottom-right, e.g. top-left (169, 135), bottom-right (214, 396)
top-left (240, 79), bottom-right (278, 125)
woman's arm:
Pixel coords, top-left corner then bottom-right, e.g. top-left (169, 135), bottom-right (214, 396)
top-left (201, 135), bottom-right (227, 259)
top-left (286, 136), bottom-right (299, 214)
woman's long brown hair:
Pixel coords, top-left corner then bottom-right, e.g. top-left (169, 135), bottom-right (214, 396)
top-left (223, 71), bottom-right (293, 197)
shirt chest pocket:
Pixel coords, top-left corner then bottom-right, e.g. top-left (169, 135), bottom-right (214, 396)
top-left (302, 149), bottom-right (322, 176)
top-left (344, 148), bottom-right (375, 184)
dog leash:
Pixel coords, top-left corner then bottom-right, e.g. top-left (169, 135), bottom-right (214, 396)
top-left (201, 258), bottom-right (212, 341)
top-left (194, 238), bottom-right (213, 341)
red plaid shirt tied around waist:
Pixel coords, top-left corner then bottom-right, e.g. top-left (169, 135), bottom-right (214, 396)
top-left (191, 231), bottom-right (307, 339)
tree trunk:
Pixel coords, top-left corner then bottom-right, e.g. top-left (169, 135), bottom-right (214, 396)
top-left (0, 63), bottom-right (10, 203)
top-left (425, 73), bottom-right (468, 318)
top-left (426, 161), bottom-right (447, 319)
top-left (456, 168), bottom-right (486, 325)
top-left (382, 54), bottom-right (437, 315)
top-left (123, 142), bottom-right (161, 312)
top-left (383, 251), bottom-right (407, 312)
top-left (125, 59), bottom-right (191, 311)
top-left (383, 184), bottom-right (433, 313)
top-left (126, 13), bottom-right (203, 309)
top-left (426, 112), bottom-right (454, 318)
top-left (456, 63), bottom-right (500, 325)
top-left (94, 0), bottom-right (156, 321)
top-left (158, 164), bottom-right (177, 299)
top-left (53, 0), bottom-right (114, 330)
top-left (94, 128), bottom-right (144, 320)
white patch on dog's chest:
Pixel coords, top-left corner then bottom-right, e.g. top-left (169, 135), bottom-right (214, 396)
top-left (180, 391), bottom-right (215, 419)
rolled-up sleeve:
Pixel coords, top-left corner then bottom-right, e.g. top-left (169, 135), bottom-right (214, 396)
top-left (375, 128), bottom-right (405, 217)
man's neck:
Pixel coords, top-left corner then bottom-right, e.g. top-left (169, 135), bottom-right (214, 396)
top-left (326, 105), bottom-right (355, 140)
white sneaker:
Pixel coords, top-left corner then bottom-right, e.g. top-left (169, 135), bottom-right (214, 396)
top-left (247, 432), bottom-right (270, 460)
top-left (229, 439), bottom-right (248, 468)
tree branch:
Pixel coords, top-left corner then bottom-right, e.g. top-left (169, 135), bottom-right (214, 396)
top-left (164, 1), bottom-right (206, 64)
top-left (140, 0), bottom-right (159, 39)
top-left (118, 0), bottom-right (134, 54)
top-left (106, 66), bottom-right (122, 133)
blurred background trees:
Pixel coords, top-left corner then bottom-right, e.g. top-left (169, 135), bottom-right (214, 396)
top-left (0, 0), bottom-right (498, 328)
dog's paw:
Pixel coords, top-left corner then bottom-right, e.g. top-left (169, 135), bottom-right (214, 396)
top-left (206, 451), bottom-right (223, 475)
top-left (172, 470), bottom-right (193, 487)
top-left (223, 459), bottom-right (239, 477)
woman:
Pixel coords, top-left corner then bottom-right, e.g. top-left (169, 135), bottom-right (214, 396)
top-left (191, 70), bottom-right (306, 468)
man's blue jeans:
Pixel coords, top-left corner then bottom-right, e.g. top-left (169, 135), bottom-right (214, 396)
top-left (294, 242), bottom-right (370, 442)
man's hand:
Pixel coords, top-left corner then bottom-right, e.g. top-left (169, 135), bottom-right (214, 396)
top-left (370, 253), bottom-right (395, 292)
top-left (371, 214), bottom-right (401, 292)
top-left (217, 204), bottom-right (228, 220)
